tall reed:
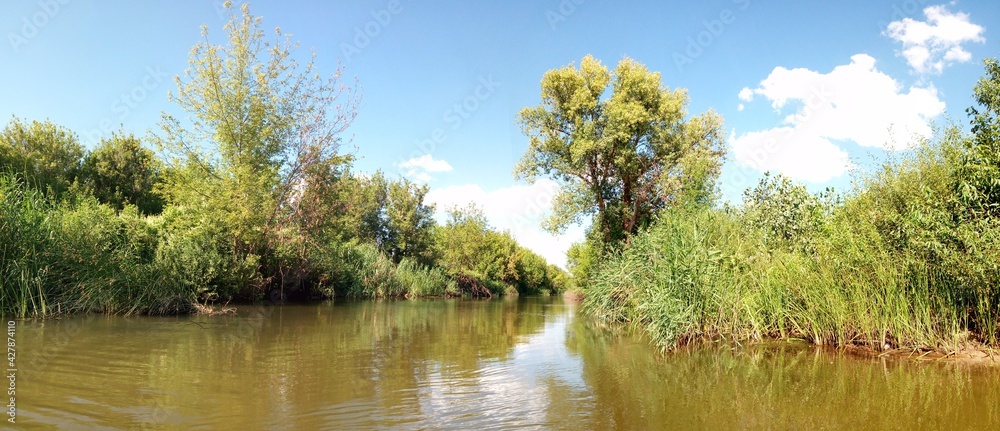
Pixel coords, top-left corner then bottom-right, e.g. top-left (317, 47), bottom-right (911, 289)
top-left (583, 134), bottom-right (1000, 351)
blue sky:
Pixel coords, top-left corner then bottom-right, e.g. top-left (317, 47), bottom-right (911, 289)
top-left (2, 0), bottom-right (997, 267)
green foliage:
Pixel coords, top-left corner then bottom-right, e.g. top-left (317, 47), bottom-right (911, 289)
top-left (83, 132), bottom-right (165, 214)
top-left (1, 174), bottom-right (190, 317)
top-left (583, 51), bottom-right (1000, 348)
top-left (0, 174), bottom-right (51, 316)
top-left (316, 171), bottom-right (439, 264)
top-left (566, 240), bottom-right (596, 287)
top-left (515, 251), bottom-right (550, 295)
top-left (0, 117), bottom-right (85, 198)
top-left (431, 204), bottom-right (562, 296)
top-left (584, 124), bottom-right (1000, 350)
top-left (395, 258), bottom-right (456, 297)
top-left (960, 57), bottom-right (1000, 217)
top-left (434, 205), bottom-right (491, 277)
top-left (152, 2), bottom-right (360, 298)
top-left (432, 206), bottom-right (509, 295)
top-left (741, 172), bottom-right (828, 253)
top-left (383, 178), bottom-right (437, 265)
top-left (516, 55), bottom-right (726, 244)
top-left (153, 205), bottom-right (261, 301)
top-left (309, 242), bottom-right (455, 299)
top-left (580, 54), bottom-right (1000, 349)
top-left (2, 1), bottom-right (559, 317)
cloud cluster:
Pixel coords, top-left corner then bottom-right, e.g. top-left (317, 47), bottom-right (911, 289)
top-left (885, 5), bottom-right (985, 74)
top-left (397, 154), bottom-right (453, 183)
top-left (731, 54), bottom-right (945, 182)
top-left (424, 178), bottom-right (584, 268)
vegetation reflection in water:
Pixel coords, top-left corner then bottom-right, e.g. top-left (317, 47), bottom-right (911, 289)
top-left (14, 297), bottom-right (1000, 430)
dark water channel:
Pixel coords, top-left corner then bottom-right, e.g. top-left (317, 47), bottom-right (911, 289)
top-left (11, 297), bottom-right (1000, 430)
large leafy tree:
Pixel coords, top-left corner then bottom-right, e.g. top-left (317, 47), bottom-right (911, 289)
top-left (84, 132), bottom-right (165, 214)
top-left (0, 117), bottom-right (85, 198)
top-left (516, 55), bottom-right (725, 245)
top-left (153, 2), bottom-right (360, 277)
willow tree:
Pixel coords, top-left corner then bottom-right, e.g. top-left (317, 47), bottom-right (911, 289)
top-left (153, 2), bottom-right (360, 283)
top-left (516, 55), bottom-right (725, 245)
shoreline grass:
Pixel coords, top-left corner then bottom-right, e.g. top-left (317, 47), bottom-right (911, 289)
top-left (582, 130), bottom-right (1000, 354)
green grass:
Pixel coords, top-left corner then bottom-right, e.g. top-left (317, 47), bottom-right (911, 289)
top-left (583, 207), bottom-right (985, 352)
top-left (1, 175), bottom-right (192, 317)
top-left (583, 132), bottom-right (1000, 352)
top-left (1, 172), bottom-right (467, 317)
top-left (309, 242), bottom-right (458, 299)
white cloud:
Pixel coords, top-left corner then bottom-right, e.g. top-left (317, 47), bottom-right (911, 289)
top-left (397, 154), bottom-right (453, 183)
top-left (731, 54), bottom-right (945, 182)
top-left (424, 178), bottom-right (585, 268)
top-left (399, 154), bottom-right (453, 172)
top-left (730, 127), bottom-right (852, 183)
top-left (738, 87), bottom-right (754, 102)
top-left (885, 5), bottom-right (985, 74)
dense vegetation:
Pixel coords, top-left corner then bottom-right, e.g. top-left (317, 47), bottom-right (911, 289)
top-left (0, 3), bottom-right (565, 318)
top-left (534, 55), bottom-right (1000, 352)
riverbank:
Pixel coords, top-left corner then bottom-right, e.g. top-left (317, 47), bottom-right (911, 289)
top-left (580, 128), bottom-right (1000, 356)
top-left (0, 170), bottom-right (567, 319)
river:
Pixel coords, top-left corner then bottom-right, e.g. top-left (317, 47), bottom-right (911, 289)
top-left (11, 297), bottom-right (1000, 430)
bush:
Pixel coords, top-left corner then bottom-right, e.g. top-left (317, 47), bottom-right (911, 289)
top-left (309, 242), bottom-right (456, 299)
top-left (154, 205), bottom-right (261, 302)
top-left (741, 172), bottom-right (829, 253)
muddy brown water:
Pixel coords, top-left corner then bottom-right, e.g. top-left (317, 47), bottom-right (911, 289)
top-left (10, 297), bottom-right (1000, 430)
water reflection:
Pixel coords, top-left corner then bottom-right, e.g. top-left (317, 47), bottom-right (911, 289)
top-left (565, 315), bottom-right (1000, 430)
top-left (14, 297), bottom-right (1000, 430)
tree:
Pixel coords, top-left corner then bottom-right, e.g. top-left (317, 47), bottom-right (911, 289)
top-left (960, 56), bottom-right (1000, 217)
top-left (741, 172), bottom-right (826, 252)
top-left (382, 178), bottom-right (436, 265)
top-left (515, 55), bottom-right (725, 245)
top-left (515, 250), bottom-right (550, 294)
top-left (152, 2), bottom-right (360, 289)
top-left (478, 231), bottom-right (520, 287)
top-left (0, 117), bottom-right (85, 198)
top-left (84, 132), bottom-right (165, 214)
top-left (298, 169), bottom-right (385, 245)
top-left (295, 171), bottom-right (436, 265)
top-left (434, 205), bottom-right (490, 277)
top-left (566, 240), bottom-right (595, 286)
